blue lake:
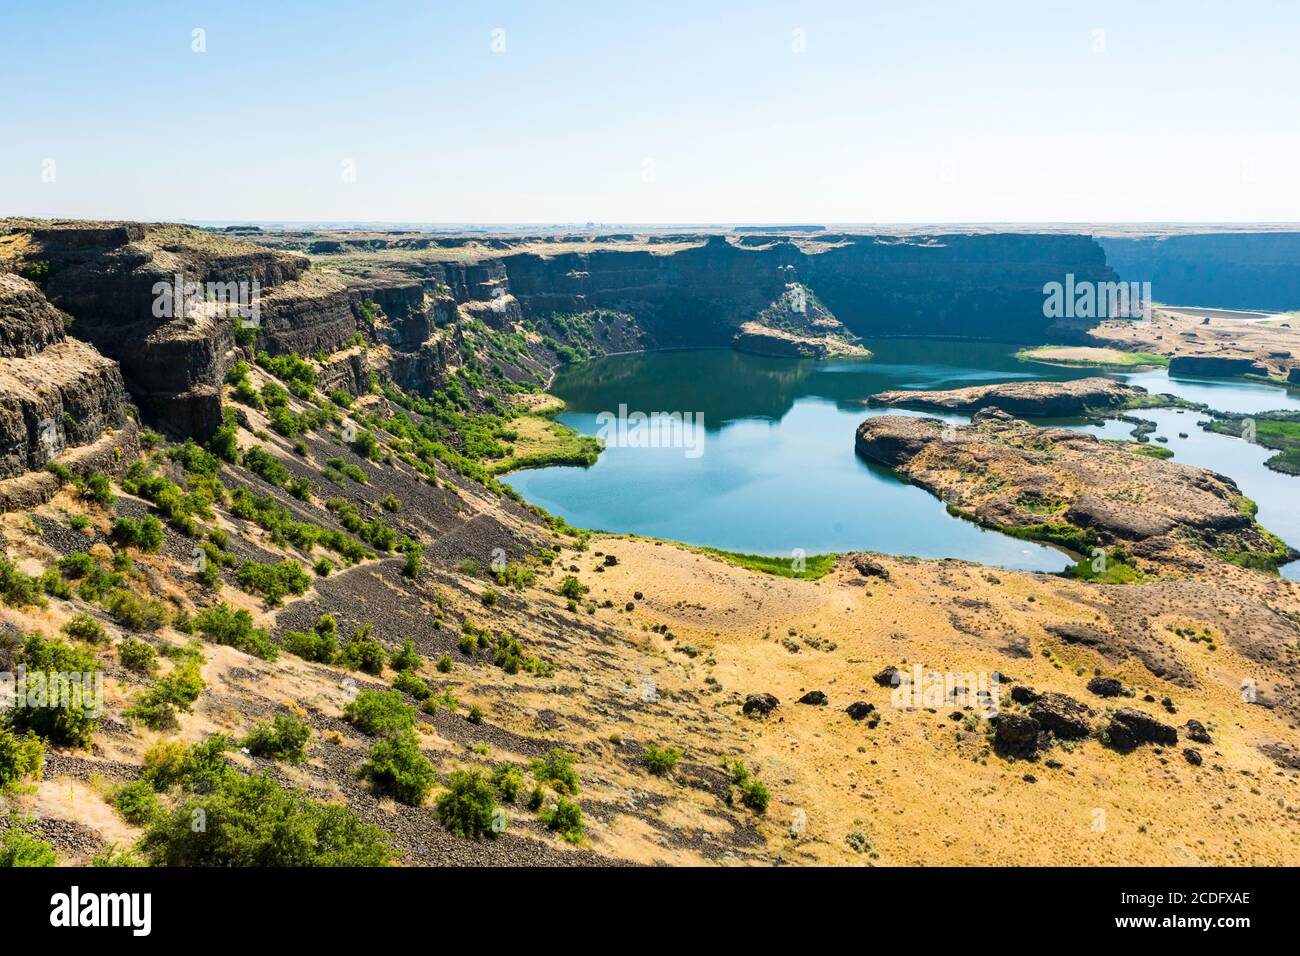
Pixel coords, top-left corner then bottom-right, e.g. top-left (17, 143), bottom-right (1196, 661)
top-left (503, 340), bottom-right (1300, 577)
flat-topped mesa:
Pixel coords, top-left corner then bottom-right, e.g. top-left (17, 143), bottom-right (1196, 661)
top-left (867, 377), bottom-right (1145, 417)
top-left (0, 273), bottom-right (137, 510)
top-left (2, 220), bottom-right (357, 438)
top-left (855, 408), bottom-right (1295, 574)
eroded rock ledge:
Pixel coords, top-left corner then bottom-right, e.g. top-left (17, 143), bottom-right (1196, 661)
top-left (732, 321), bottom-right (870, 359)
top-left (854, 407), bottom-right (1294, 574)
top-left (867, 376), bottom-right (1144, 417)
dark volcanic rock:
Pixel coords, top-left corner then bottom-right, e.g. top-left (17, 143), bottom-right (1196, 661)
top-left (844, 701), bottom-right (876, 720)
top-left (872, 666), bottom-right (901, 687)
top-left (1086, 677), bottom-right (1125, 698)
top-left (995, 713), bottom-right (1041, 751)
top-left (1010, 685), bottom-right (1040, 705)
top-left (1183, 748), bottom-right (1203, 766)
top-left (852, 555), bottom-right (891, 580)
top-left (1028, 692), bottom-right (1092, 739)
top-left (1185, 719), bottom-right (1213, 744)
top-left (797, 690), bottom-right (828, 706)
top-left (742, 693), bottom-right (779, 718)
top-left (1107, 708), bottom-right (1179, 751)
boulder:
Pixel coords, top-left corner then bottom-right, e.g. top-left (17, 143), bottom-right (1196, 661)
top-left (742, 693), bottom-right (779, 718)
top-left (844, 701), bottom-right (876, 720)
top-left (1185, 719), bottom-right (1213, 744)
top-left (1010, 685), bottom-right (1040, 705)
top-left (995, 713), bottom-right (1041, 751)
top-left (1107, 708), bottom-right (1179, 750)
top-left (872, 666), bottom-right (900, 688)
top-left (852, 555), bottom-right (891, 580)
top-left (1086, 677), bottom-right (1124, 698)
top-left (797, 691), bottom-right (828, 706)
top-left (1183, 748), bottom-right (1203, 766)
top-left (1028, 692), bottom-right (1093, 739)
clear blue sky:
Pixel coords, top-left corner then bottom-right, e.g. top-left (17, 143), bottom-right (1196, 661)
top-left (3, 0), bottom-right (1298, 224)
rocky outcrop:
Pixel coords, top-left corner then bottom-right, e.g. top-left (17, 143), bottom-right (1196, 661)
top-left (867, 377), bottom-right (1144, 417)
top-left (2, 220), bottom-right (352, 438)
top-left (1169, 354), bottom-right (1267, 377)
top-left (742, 693), bottom-right (780, 718)
top-left (0, 273), bottom-right (136, 508)
top-left (1106, 708), bottom-right (1179, 750)
top-left (732, 322), bottom-right (868, 359)
top-left (1028, 692), bottom-right (1093, 739)
top-left (854, 408), bottom-right (1295, 573)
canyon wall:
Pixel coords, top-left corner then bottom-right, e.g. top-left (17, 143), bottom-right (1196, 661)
top-left (1099, 233), bottom-right (1300, 311)
top-left (0, 271), bottom-right (137, 508)
top-left (473, 234), bottom-right (1116, 344)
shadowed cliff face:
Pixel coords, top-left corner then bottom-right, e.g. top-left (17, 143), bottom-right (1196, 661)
top-left (0, 272), bottom-right (136, 504)
top-left (1100, 233), bottom-right (1300, 311)
top-left (464, 233), bottom-right (1117, 345)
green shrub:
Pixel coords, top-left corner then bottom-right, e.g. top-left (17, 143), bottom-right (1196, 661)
top-left (194, 603), bottom-right (278, 660)
top-left (242, 714), bottom-right (311, 764)
top-left (280, 614), bottom-right (339, 664)
top-left (0, 560), bottom-right (46, 609)
top-left (81, 473), bottom-right (116, 508)
top-left (359, 731), bottom-right (435, 805)
top-left (118, 638), bottom-right (157, 675)
top-left (0, 826), bottom-right (57, 866)
top-left (344, 689), bottom-right (415, 737)
top-left (235, 559), bottom-right (311, 607)
top-left (539, 796), bottom-right (585, 844)
top-left (435, 768), bottom-right (501, 838)
top-left (559, 575), bottom-right (587, 600)
top-left (437, 653), bottom-right (453, 673)
top-left (643, 744), bottom-right (683, 776)
top-left (90, 844), bottom-right (147, 867)
top-left (0, 728), bottom-right (45, 786)
top-left (112, 779), bottom-right (160, 825)
top-left (492, 763), bottom-right (523, 802)
top-left (392, 669), bottom-right (430, 701)
top-left (340, 624), bottom-right (386, 674)
top-left (103, 589), bottom-right (168, 632)
top-left (125, 660), bottom-right (205, 730)
top-left (61, 613), bottom-right (107, 643)
top-left (243, 446), bottom-right (290, 487)
top-left (140, 771), bottom-right (392, 866)
top-left (9, 634), bottom-right (101, 747)
top-left (111, 515), bottom-right (165, 553)
top-left (389, 639), bottom-right (421, 672)
top-left (529, 748), bottom-right (580, 795)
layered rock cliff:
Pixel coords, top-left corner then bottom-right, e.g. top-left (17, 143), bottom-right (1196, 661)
top-left (0, 272), bottom-right (136, 508)
top-left (2, 221), bottom-right (359, 438)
